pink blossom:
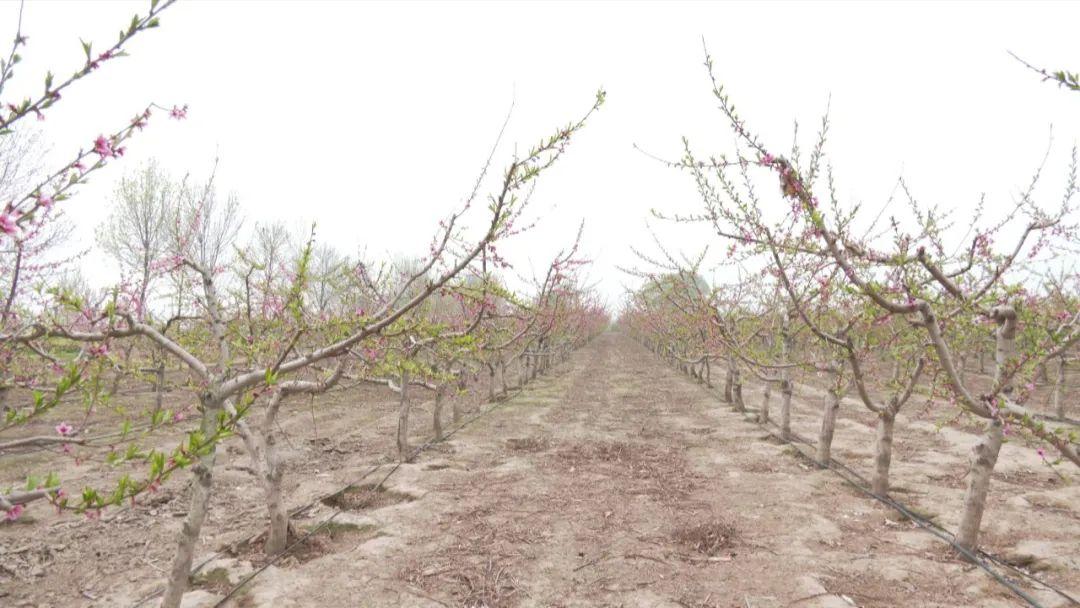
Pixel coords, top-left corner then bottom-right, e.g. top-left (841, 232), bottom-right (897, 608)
top-left (88, 343), bottom-right (109, 358)
top-left (55, 422), bottom-right (74, 437)
top-left (93, 135), bottom-right (117, 158)
top-left (172, 411), bottom-right (185, 423)
top-left (36, 194), bottom-right (53, 209)
top-left (169, 105), bottom-right (188, 120)
top-left (0, 212), bottom-right (19, 237)
top-left (760, 153), bottom-right (775, 165)
top-left (4, 504), bottom-right (24, 521)
top-left (1036, 447), bottom-right (1046, 459)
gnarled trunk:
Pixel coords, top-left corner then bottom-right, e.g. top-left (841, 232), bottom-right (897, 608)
top-left (956, 305), bottom-right (1015, 551)
top-left (872, 411), bottom-right (896, 495)
top-left (263, 432), bottom-right (288, 555)
top-left (956, 420), bottom-right (1004, 551)
top-left (780, 379), bottom-right (793, 441)
top-left (723, 361), bottom-right (734, 403)
top-left (1053, 356), bottom-right (1067, 419)
top-left (730, 361), bottom-right (744, 412)
top-left (816, 374), bottom-right (842, 466)
top-left (759, 381), bottom-right (772, 424)
top-left (432, 384), bottom-right (446, 441)
top-left (161, 400), bottom-right (222, 608)
top-left (453, 372), bottom-right (466, 424)
top-left (396, 369), bottom-right (412, 462)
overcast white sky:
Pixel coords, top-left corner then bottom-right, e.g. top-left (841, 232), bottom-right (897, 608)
top-left (3, 1), bottom-right (1079, 307)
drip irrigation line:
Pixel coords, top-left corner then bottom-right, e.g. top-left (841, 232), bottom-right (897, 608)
top-left (777, 424), bottom-right (1077, 608)
top-left (673, 363), bottom-right (1078, 608)
top-left (640, 333), bottom-right (1078, 607)
top-left (768, 425), bottom-right (1050, 608)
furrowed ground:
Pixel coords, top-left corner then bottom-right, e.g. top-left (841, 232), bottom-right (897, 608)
top-left (3, 332), bottom-right (1078, 607)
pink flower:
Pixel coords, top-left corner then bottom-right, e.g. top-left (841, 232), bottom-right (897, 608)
top-left (172, 411), bottom-right (185, 423)
top-left (760, 153), bottom-right (775, 166)
top-left (93, 135), bottom-right (117, 158)
top-left (1036, 448), bottom-right (1046, 459)
top-left (169, 105), bottom-right (188, 120)
top-left (72, 160), bottom-right (86, 172)
top-left (4, 504), bottom-right (24, 521)
top-left (55, 422), bottom-right (74, 437)
top-left (0, 212), bottom-right (19, 236)
top-left (36, 194), bottom-right (53, 209)
top-left (88, 343), bottom-right (109, 358)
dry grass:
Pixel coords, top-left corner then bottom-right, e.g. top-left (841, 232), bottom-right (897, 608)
top-left (672, 519), bottom-right (738, 556)
top-left (503, 436), bottom-right (550, 453)
top-left (322, 483), bottom-right (415, 511)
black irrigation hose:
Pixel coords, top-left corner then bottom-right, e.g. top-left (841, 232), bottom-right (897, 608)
top-left (766, 425), bottom-right (1052, 608)
top-left (780, 425), bottom-right (1078, 608)
top-left (670, 360), bottom-right (1078, 608)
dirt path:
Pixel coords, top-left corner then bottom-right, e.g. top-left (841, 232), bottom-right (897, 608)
top-left (4, 332), bottom-right (1076, 607)
top-left (200, 332), bottom-right (1076, 608)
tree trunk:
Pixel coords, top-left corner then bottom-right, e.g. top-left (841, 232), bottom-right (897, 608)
top-left (816, 377), bottom-right (842, 466)
top-left (161, 401), bottom-right (221, 608)
top-left (499, 360), bottom-right (508, 396)
top-left (452, 373), bottom-right (465, 424)
top-left (109, 343), bottom-right (136, 396)
top-left (487, 363), bottom-right (496, 402)
top-left (956, 420), bottom-right (1004, 551)
top-left (779, 317), bottom-right (793, 440)
top-left (759, 382), bottom-right (772, 424)
top-left (1053, 356), bottom-right (1067, 419)
top-left (955, 305), bottom-right (1015, 552)
top-left (432, 384), bottom-right (446, 441)
top-left (780, 379), bottom-right (793, 441)
top-left (723, 362), bottom-right (734, 403)
top-left (152, 360), bottom-right (165, 417)
top-left (396, 369), bottom-right (411, 462)
top-left (263, 432), bottom-right (288, 556)
top-left (730, 363), bottom-right (745, 412)
top-left (704, 357), bottom-right (712, 388)
top-left (872, 411), bottom-right (896, 495)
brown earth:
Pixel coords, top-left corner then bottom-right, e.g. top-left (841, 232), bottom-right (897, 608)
top-left (1, 332), bottom-right (1078, 608)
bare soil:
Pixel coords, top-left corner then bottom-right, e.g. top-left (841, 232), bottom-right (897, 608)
top-left (1, 333), bottom-right (1077, 607)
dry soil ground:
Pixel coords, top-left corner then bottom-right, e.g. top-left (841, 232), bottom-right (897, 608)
top-left (2, 332), bottom-right (1078, 607)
